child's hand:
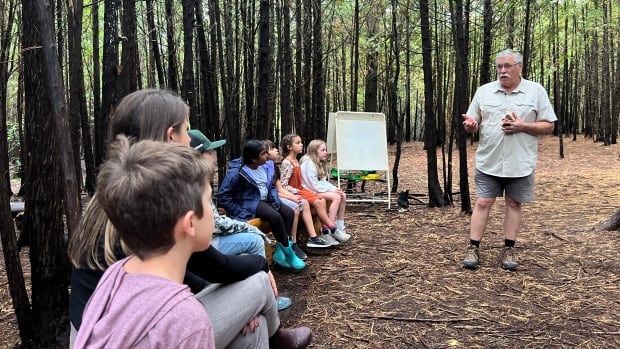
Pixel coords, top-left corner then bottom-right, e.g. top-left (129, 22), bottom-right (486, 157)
top-left (242, 316), bottom-right (260, 335)
top-left (267, 271), bottom-right (278, 298)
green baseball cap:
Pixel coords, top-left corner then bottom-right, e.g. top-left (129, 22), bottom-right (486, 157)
top-left (188, 129), bottom-right (226, 152)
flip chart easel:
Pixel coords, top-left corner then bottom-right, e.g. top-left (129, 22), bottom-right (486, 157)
top-left (327, 111), bottom-right (391, 209)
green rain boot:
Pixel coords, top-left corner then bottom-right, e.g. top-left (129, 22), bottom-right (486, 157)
top-left (282, 243), bottom-right (306, 270)
top-left (272, 243), bottom-right (292, 269)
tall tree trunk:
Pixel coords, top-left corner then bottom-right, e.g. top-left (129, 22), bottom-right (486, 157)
top-left (256, 0), bottom-right (273, 139)
top-left (182, 0), bottom-right (197, 124)
top-left (91, 0), bottom-right (102, 172)
top-left (1, 0), bottom-right (16, 196)
top-left (479, 0), bottom-right (492, 86)
top-left (612, 5), bottom-right (620, 145)
top-left (0, 2), bottom-right (33, 345)
top-left (311, 0), bottom-right (324, 140)
top-left (23, 0), bottom-right (76, 345)
top-left (522, 0), bottom-right (533, 78)
top-left (600, 2), bottom-right (611, 146)
top-left (279, 0), bottom-right (293, 134)
top-left (146, 0), bottom-right (165, 88)
top-left (350, 0), bottom-right (359, 111)
top-left (100, 0), bottom-right (121, 163)
top-left (195, 0), bottom-right (218, 136)
top-left (449, 0), bottom-right (472, 213)
top-left (118, 0), bottom-right (138, 97)
top-left (66, 0), bottom-right (93, 195)
top-left (301, 0), bottom-right (312, 138)
top-left (241, 0), bottom-right (255, 140)
top-left (364, 9), bottom-right (378, 113)
top-left (389, 0), bottom-right (401, 193)
top-left (419, 0), bottom-right (446, 208)
top-left (293, 0), bottom-right (303, 136)
top-left (165, 0), bottom-right (179, 92)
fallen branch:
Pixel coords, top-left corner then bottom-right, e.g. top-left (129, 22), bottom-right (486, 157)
top-left (362, 314), bottom-right (474, 323)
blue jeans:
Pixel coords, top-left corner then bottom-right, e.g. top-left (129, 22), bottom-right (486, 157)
top-left (211, 232), bottom-right (266, 258)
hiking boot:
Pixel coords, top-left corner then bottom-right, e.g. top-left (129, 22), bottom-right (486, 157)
top-left (463, 245), bottom-right (479, 269)
top-left (501, 247), bottom-right (518, 270)
top-left (306, 236), bottom-right (332, 248)
top-left (292, 243), bottom-right (308, 261)
top-left (331, 227), bottom-right (351, 243)
top-left (320, 229), bottom-right (340, 246)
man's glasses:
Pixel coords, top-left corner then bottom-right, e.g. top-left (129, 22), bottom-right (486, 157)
top-left (496, 63), bottom-right (520, 70)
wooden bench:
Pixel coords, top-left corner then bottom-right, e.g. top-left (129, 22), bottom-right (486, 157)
top-left (247, 207), bottom-right (323, 264)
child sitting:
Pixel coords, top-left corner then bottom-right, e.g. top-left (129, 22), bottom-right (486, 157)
top-left (280, 134), bottom-right (349, 244)
top-left (218, 140), bottom-right (306, 271)
top-left (300, 139), bottom-right (351, 242)
top-left (74, 137), bottom-right (216, 348)
top-left (263, 140), bottom-right (332, 258)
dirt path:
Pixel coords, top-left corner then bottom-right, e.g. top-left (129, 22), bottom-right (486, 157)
top-left (2, 136), bottom-right (619, 348)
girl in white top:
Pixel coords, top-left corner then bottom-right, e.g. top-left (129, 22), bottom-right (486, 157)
top-left (300, 139), bottom-right (351, 242)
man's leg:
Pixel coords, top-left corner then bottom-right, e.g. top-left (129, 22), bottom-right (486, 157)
top-left (195, 272), bottom-right (279, 349)
top-left (212, 233), bottom-right (266, 258)
top-left (470, 197), bottom-right (496, 241)
top-left (503, 196), bottom-right (522, 241)
top-left (463, 197), bottom-right (495, 268)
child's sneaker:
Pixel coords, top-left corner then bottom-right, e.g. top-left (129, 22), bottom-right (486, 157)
top-left (292, 243), bottom-right (307, 261)
top-left (331, 227), bottom-right (351, 243)
top-left (307, 236), bottom-right (332, 248)
top-left (320, 228), bottom-right (340, 246)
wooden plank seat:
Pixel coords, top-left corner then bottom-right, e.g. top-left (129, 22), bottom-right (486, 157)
top-left (246, 207), bottom-right (324, 264)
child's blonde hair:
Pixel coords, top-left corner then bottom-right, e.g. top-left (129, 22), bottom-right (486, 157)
top-left (301, 139), bottom-right (327, 179)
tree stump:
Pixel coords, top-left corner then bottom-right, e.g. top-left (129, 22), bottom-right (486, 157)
top-left (595, 208), bottom-right (620, 231)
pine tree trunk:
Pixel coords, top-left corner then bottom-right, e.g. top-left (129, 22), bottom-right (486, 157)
top-left (419, 0), bottom-right (446, 208)
top-left (23, 0), bottom-right (74, 345)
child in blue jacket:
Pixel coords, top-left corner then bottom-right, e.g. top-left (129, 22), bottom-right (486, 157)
top-left (218, 140), bottom-right (306, 270)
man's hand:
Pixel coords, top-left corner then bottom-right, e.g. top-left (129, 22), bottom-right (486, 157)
top-left (462, 114), bottom-right (478, 133)
top-left (501, 112), bottom-right (521, 134)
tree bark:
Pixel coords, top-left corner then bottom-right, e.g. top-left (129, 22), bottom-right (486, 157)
top-left (66, 0), bottom-right (93, 196)
top-left (146, 0), bottom-right (165, 88)
top-left (364, 8), bottom-right (378, 113)
top-left (100, 0), bottom-right (121, 164)
top-left (182, 0), bottom-right (197, 124)
top-left (165, 0), bottom-right (179, 92)
top-left (449, 0), bottom-right (472, 214)
top-left (279, 0), bottom-right (293, 135)
top-left (23, 0), bottom-right (74, 345)
top-left (91, 0), bottom-right (102, 173)
top-left (311, 0), bottom-right (325, 140)
top-left (0, 0), bottom-right (16, 197)
top-left (118, 0), bottom-right (138, 97)
top-left (256, 0), bottom-right (273, 140)
top-left (419, 0), bottom-right (446, 208)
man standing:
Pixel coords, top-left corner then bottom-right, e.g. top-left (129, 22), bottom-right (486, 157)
top-left (461, 49), bottom-right (556, 270)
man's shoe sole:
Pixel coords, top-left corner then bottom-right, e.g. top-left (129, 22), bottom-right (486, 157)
top-left (501, 263), bottom-right (518, 270)
top-left (463, 262), bottom-right (479, 269)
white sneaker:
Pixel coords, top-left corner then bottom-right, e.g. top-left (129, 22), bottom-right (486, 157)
top-left (332, 228), bottom-right (351, 243)
top-left (320, 231), bottom-right (340, 246)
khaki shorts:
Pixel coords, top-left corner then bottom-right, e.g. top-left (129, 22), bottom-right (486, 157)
top-left (474, 168), bottom-right (534, 203)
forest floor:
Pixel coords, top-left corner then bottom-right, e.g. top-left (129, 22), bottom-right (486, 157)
top-left (1, 135), bottom-right (620, 348)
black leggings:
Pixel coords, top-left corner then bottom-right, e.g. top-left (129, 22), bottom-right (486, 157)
top-left (255, 201), bottom-right (295, 246)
